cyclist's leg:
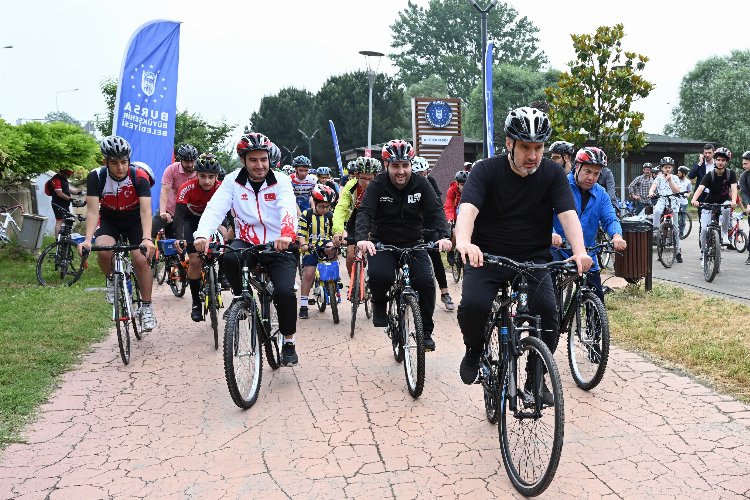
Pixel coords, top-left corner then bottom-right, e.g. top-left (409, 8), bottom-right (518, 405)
top-left (671, 202), bottom-right (681, 255)
top-left (428, 247), bottom-right (448, 290)
top-left (408, 251), bottom-right (437, 337)
top-left (151, 214), bottom-right (167, 240)
top-left (721, 204), bottom-right (732, 238)
top-left (223, 239), bottom-right (252, 295)
top-left (367, 250), bottom-right (398, 324)
top-left (93, 220), bottom-right (119, 276)
top-left (299, 253), bottom-right (317, 314)
top-left (652, 199), bottom-right (665, 234)
top-left (585, 271), bottom-right (605, 304)
top-left (126, 219), bottom-right (153, 302)
top-left (699, 209), bottom-right (712, 250)
top-left (262, 252), bottom-right (298, 340)
top-left (527, 265), bottom-right (560, 355)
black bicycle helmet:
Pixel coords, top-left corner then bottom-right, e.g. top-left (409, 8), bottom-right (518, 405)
top-left (176, 144), bottom-right (199, 161)
top-left (504, 107), bottom-right (552, 142)
top-left (195, 153), bottom-right (222, 173)
top-left (659, 156), bottom-right (675, 166)
top-left (100, 136), bottom-right (131, 159)
top-left (550, 141), bottom-right (575, 156)
top-left (455, 170), bottom-right (469, 183)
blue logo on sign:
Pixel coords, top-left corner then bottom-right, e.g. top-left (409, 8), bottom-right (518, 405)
top-left (425, 100), bottom-right (452, 128)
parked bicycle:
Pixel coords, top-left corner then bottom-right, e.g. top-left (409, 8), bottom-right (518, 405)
top-left (36, 204), bottom-right (87, 286)
top-left (699, 202), bottom-right (726, 282)
top-left (0, 204), bottom-right (23, 246)
top-left (728, 211), bottom-right (748, 253)
top-left (477, 253), bottom-right (569, 497)
top-left (85, 241), bottom-right (145, 364)
top-left (346, 237), bottom-right (371, 338)
top-left (310, 251), bottom-right (342, 324)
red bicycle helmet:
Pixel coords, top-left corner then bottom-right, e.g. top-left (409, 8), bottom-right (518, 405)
top-left (311, 184), bottom-right (337, 204)
top-left (381, 140), bottom-right (415, 162)
top-left (575, 147), bottom-right (608, 167)
top-left (236, 132), bottom-right (273, 157)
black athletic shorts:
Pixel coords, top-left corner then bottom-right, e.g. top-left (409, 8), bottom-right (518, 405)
top-left (94, 212), bottom-right (143, 245)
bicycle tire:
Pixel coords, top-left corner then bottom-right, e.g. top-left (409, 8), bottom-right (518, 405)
top-left (153, 254), bottom-right (166, 285)
top-left (401, 294), bottom-right (425, 398)
top-left (157, 255), bottom-right (168, 285)
top-left (316, 277), bottom-right (326, 313)
top-left (350, 261), bottom-right (361, 338)
top-left (680, 211), bottom-right (692, 240)
top-left (208, 264), bottom-right (220, 350)
top-left (451, 250), bottom-right (462, 283)
top-left (223, 299), bottom-right (262, 409)
top-left (657, 222), bottom-right (676, 268)
top-left (567, 291), bottom-right (610, 391)
top-left (703, 229), bottom-right (720, 282)
top-left (596, 230), bottom-right (611, 269)
top-left (130, 271), bottom-right (143, 340)
top-left (499, 335), bottom-right (564, 497)
top-left (482, 319), bottom-right (501, 424)
top-left (734, 229), bottom-right (747, 253)
top-left (364, 275), bottom-right (372, 319)
top-left (390, 297), bottom-right (404, 363)
top-left (113, 274), bottom-right (131, 365)
top-left (262, 292), bottom-right (282, 370)
top-left (326, 281), bottom-right (340, 324)
top-left (36, 240), bottom-right (85, 287)
top-left (167, 258), bottom-right (187, 297)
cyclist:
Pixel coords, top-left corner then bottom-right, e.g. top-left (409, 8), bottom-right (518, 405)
top-left (193, 133), bottom-right (300, 366)
top-left (549, 140), bottom-right (575, 174)
top-left (80, 136), bottom-right (157, 331)
top-left (173, 153), bottom-right (223, 322)
top-left (315, 167), bottom-right (340, 200)
top-left (454, 107), bottom-right (592, 403)
top-left (154, 144), bottom-right (198, 239)
top-left (290, 155), bottom-right (317, 212)
top-left (46, 167), bottom-right (84, 237)
top-left (356, 140), bottom-right (451, 352)
top-left (332, 156), bottom-right (379, 275)
top-left (739, 152), bottom-right (750, 264)
top-left (648, 157), bottom-right (683, 262)
top-left (628, 163), bottom-right (654, 215)
top-left (551, 147), bottom-right (626, 301)
top-left (691, 147), bottom-right (737, 254)
top-left (444, 170), bottom-right (468, 267)
top-left (297, 184), bottom-right (338, 319)
top-left (676, 166), bottom-right (693, 238)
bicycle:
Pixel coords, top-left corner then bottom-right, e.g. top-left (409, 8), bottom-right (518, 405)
top-left (594, 227), bottom-right (611, 269)
top-left (698, 202), bottom-right (726, 282)
top-left (221, 242), bottom-right (294, 409)
top-left (678, 206), bottom-right (692, 240)
top-left (477, 253), bottom-right (569, 497)
top-left (310, 253), bottom-right (342, 325)
top-left (378, 242), bottom-right (436, 398)
top-left (346, 237), bottom-right (371, 338)
top-left (554, 243), bottom-right (611, 391)
top-left (85, 241), bottom-right (145, 365)
top-left (159, 238), bottom-right (187, 297)
top-left (728, 211), bottom-right (748, 253)
top-left (0, 204), bottom-right (23, 245)
top-left (448, 222), bottom-right (464, 282)
top-left (151, 229), bottom-right (167, 285)
top-left (36, 204), bottom-right (87, 286)
top-left (198, 234), bottom-right (225, 350)
top-left (651, 192), bottom-right (686, 268)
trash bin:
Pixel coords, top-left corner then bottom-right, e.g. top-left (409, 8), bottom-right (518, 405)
top-left (18, 213), bottom-right (47, 252)
top-left (614, 217), bottom-right (653, 290)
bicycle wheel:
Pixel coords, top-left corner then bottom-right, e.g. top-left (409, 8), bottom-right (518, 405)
top-left (223, 299), bottom-right (262, 409)
top-left (350, 261), bottom-right (361, 338)
top-left (316, 277), bottom-right (326, 313)
top-left (596, 230), bottom-right (611, 269)
top-left (364, 276), bottom-right (372, 319)
top-left (451, 250), bottom-right (462, 283)
top-left (482, 319), bottom-right (501, 424)
top-left (390, 297), bottom-right (404, 363)
top-left (207, 265), bottom-right (220, 350)
top-left (401, 294), bottom-right (425, 398)
top-left (680, 211), bottom-right (692, 240)
top-left (130, 271), bottom-right (143, 340)
top-left (657, 222), bottom-right (675, 268)
top-left (167, 258), bottom-right (187, 297)
top-left (567, 291), bottom-right (610, 391)
top-left (112, 274), bottom-right (131, 365)
top-left (262, 292), bottom-right (282, 370)
top-left (36, 240), bottom-right (85, 287)
top-left (499, 336), bottom-right (564, 497)
top-left (733, 229), bottom-right (747, 253)
top-left (153, 253), bottom-right (166, 285)
top-left (703, 229), bottom-right (720, 282)
top-left (326, 281), bottom-right (340, 324)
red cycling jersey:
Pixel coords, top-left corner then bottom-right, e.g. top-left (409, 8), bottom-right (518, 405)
top-left (176, 178), bottom-right (221, 216)
top-left (86, 166), bottom-right (151, 215)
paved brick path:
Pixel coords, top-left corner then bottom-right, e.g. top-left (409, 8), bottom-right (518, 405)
top-left (1, 278), bottom-right (749, 499)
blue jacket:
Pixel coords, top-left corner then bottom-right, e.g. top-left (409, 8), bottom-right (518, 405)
top-left (552, 172), bottom-right (622, 271)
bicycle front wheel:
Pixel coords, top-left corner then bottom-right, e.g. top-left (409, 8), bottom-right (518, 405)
top-left (167, 258), bottom-right (187, 297)
top-left (207, 265), bottom-right (220, 350)
top-left (703, 229), bottom-right (720, 282)
top-left (327, 281), bottom-right (340, 324)
top-left (350, 261), bottom-right (361, 338)
top-left (262, 293), bottom-right (282, 370)
top-left (130, 271), bottom-right (143, 340)
top-left (401, 294), bottom-right (425, 398)
top-left (567, 291), bottom-right (610, 390)
top-left (223, 299), bottom-right (262, 409)
top-left (500, 336), bottom-right (564, 497)
top-left (451, 250), bottom-right (462, 283)
top-left (680, 211), bottom-right (692, 239)
top-left (482, 320), bottom-right (501, 424)
top-left (657, 222), bottom-right (676, 268)
top-left (112, 274), bottom-right (131, 365)
top-left (153, 253), bottom-right (166, 285)
top-left (36, 240), bottom-right (85, 287)
top-left (734, 229), bottom-right (747, 253)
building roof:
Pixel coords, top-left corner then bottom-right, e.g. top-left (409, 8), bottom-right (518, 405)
top-left (643, 133), bottom-right (707, 146)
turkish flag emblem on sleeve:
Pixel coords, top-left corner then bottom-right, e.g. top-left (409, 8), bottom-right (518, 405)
top-left (264, 193), bottom-right (276, 201)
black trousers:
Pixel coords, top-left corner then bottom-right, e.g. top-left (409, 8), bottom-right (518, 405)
top-left (457, 260), bottom-right (559, 355)
top-left (224, 240), bottom-right (297, 336)
top-left (151, 215), bottom-right (176, 239)
top-left (428, 249), bottom-right (448, 289)
top-left (368, 249), bottom-right (436, 335)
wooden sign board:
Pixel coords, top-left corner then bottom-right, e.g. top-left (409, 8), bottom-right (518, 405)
top-left (411, 97), bottom-right (462, 167)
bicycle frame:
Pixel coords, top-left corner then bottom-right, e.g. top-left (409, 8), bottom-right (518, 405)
top-left (0, 205), bottom-right (22, 242)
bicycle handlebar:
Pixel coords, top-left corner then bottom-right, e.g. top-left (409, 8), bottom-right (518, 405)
top-left (216, 242), bottom-right (299, 255)
top-left (374, 242), bottom-right (437, 252)
top-left (482, 253), bottom-right (578, 274)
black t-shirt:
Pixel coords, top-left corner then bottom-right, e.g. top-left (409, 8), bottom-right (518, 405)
top-left (460, 155), bottom-right (576, 259)
top-left (700, 168), bottom-right (737, 203)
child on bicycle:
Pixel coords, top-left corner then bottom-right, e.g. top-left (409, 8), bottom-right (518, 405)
top-left (174, 153), bottom-right (223, 321)
top-left (297, 184), bottom-right (338, 319)
top-left (444, 169), bottom-right (469, 266)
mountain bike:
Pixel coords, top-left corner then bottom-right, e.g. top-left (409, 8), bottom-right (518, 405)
top-left (477, 254), bottom-right (569, 497)
top-left (0, 204), bottom-right (23, 246)
top-left (448, 223), bottom-right (464, 282)
top-left (346, 237), bottom-right (371, 338)
top-left (310, 256), bottom-right (342, 325)
top-left (86, 242), bottom-right (145, 365)
top-left (197, 234), bottom-right (225, 350)
top-left (221, 243), bottom-right (294, 409)
top-left (159, 238), bottom-right (187, 297)
top-left (151, 229), bottom-right (167, 285)
top-left (36, 205), bottom-right (87, 286)
top-left (651, 192), bottom-right (686, 268)
top-left (594, 227), bottom-right (611, 269)
top-left (378, 242), bottom-right (435, 398)
top-left (728, 211), bottom-right (747, 253)
top-left (699, 203), bottom-right (726, 282)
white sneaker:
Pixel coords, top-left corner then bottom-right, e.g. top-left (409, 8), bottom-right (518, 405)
top-left (140, 304), bottom-right (157, 331)
top-left (721, 233), bottom-right (729, 245)
top-left (105, 277), bottom-right (115, 304)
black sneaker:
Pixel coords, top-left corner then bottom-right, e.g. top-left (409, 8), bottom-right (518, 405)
top-left (441, 293), bottom-right (455, 311)
top-left (746, 257), bottom-right (750, 265)
top-left (675, 253), bottom-right (683, 263)
top-left (459, 347), bottom-right (481, 384)
top-left (298, 306), bottom-right (309, 319)
top-left (372, 302), bottom-right (388, 327)
top-left (524, 378), bottom-right (554, 407)
top-left (191, 304), bottom-right (203, 322)
top-left (281, 342), bottom-right (298, 366)
top-left (423, 333), bottom-right (436, 352)
top-left (219, 274), bottom-right (231, 291)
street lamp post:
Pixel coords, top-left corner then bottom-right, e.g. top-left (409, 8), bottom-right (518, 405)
top-left (359, 50), bottom-right (384, 157)
top-left (55, 88), bottom-right (79, 113)
top-left (298, 128), bottom-right (320, 160)
top-left (469, 0), bottom-right (497, 159)
top-left (281, 145), bottom-right (299, 166)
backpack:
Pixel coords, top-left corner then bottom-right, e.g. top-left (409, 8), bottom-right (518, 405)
top-left (96, 166), bottom-right (139, 197)
top-left (44, 179), bottom-right (53, 196)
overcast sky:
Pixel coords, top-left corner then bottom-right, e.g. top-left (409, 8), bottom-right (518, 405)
top-left (1, 0), bottom-right (748, 145)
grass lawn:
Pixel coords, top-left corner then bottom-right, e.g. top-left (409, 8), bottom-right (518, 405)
top-left (0, 239), bottom-right (111, 446)
top-left (607, 282), bottom-right (750, 403)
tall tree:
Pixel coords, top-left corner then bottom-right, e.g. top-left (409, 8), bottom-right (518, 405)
top-left (44, 111), bottom-right (82, 128)
top-left (665, 50), bottom-right (750, 163)
top-left (96, 77), bottom-right (117, 137)
top-left (464, 65), bottom-right (560, 140)
top-left (545, 24), bottom-right (654, 160)
top-left (173, 111), bottom-right (236, 167)
top-left (390, 0), bottom-right (547, 102)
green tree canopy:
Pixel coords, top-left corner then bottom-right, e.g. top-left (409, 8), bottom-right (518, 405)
top-left (545, 24), bottom-right (654, 160)
top-left (44, 111), bottom-right (82, 128)
top-left (665, 50), bottom-right (750, 164)
top-left (173, 110), bottom-right (236, 167)
top-left (96, 77), bottom-right (117, 137)
top-left (464, 65), bottom-right (560, 141)
top-left (390, 0), bottom-right (547, 102)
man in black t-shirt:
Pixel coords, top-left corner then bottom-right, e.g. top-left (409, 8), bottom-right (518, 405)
top-left (454, 107), bottom-right (592, 401)
top-left (691, 146), bottom-right (737, 252)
